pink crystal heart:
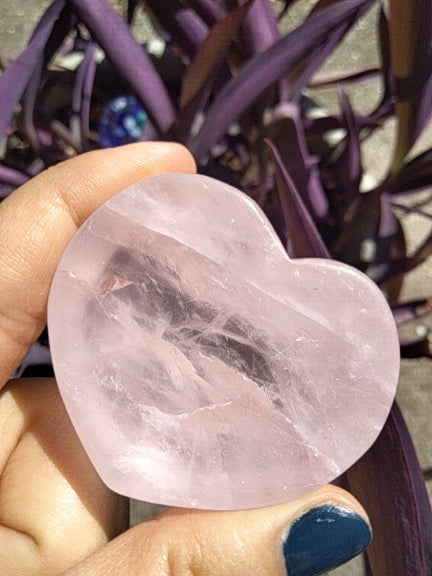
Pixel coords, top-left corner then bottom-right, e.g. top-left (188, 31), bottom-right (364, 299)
top-left (48, 173), bottom-right (400, 510)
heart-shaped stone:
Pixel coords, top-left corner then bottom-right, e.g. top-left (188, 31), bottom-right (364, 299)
top-left (48, 173), bottom-right (400, 510)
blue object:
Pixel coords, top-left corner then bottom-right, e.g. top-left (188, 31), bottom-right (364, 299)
top-left (283, 505), bottom-right (372, 576)
top-left (98, 95), bottom-right (148, 148)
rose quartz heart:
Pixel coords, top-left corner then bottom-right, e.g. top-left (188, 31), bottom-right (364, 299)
top-left (48, 173), bottom-right (399, 510)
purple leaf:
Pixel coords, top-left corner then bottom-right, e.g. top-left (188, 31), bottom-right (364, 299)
top-left (22, 60), bottom-right (44, 155)
top-left (143, 0), bottom-right (209, 59)
top-left (277, 0), bottom-right (299, 19)
top-left (127, 0), bottom-right (139, 24)
top-left (304, 112), bottom-right (381, 135)
top-left (68, 0), bottom-right (176, 133)
top-left (269, 102), bottom-right (330, 221)
top-left (80, 45), bottom-right (98, 147)
top-left (388, 0), bottom-right (432, 171)
top-left (237, 0), bottom-right (281, 56)
top-left (12, 342), bottom-right (52, 379)
top-left (180, 0), bottom-right (226, 26)
top-left (392, 299), bottom-right (432, 326)
top-left (235, 0), bottom-right (292, 110)
top-left (332, 192), bottom-right (381, 271)
top-left (338, 87), bottom-right (362, 208)
top-left (370, 7), bottom-right (394, 121)
top-left (43, 3), bottom-right (76, 65)
top-left (266, 139), bottom-right (331, 259)
top-left (392, 196), bottom-right (432, 219)
top-left (180, 0), bottom-right (254, 108)
top-left (346, 402), bottom-right (432, 575)
top-left (308, 0), bottom-right (355, 15)
top-left (364, 194), bottom-right (405, 302)
top-left (21, 5), bottom-right (75, 156)
top-left (334, 191), bottom-right (406, 291)
top-left (404, 229), bottom-right (432, 273)
top-left (0, 186), bottom-right (14, 199)
top-left (0, 166), bottom-right (30, 188)
top-left (0, 0), bottom-right (66, 141)
top-left (365, 209), bottom-right (432, 285)
top-left (263, 192), bottom-right (288, 246)
top-left (191, 0), bottom-right (375, 158)
top-left (288, 19), bottom-right (367, 102)
top-left (309, 66), bottom-right (381, 88)
top-left (71, 42), bottom-right (98, 150)
top-left (399, 334), bottom-right (431, 358)
top-left (286, 0), bottom-right (378, 101)
top-left (388, 148), bottom-right (432, 195)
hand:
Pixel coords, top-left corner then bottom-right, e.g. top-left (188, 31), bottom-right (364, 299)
top-left (0, 142), bottom-right (372, 575)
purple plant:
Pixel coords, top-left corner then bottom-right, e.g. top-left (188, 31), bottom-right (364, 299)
top-left (1, 0), bottom-right (431, 573)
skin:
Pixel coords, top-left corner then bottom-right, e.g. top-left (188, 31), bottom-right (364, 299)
top-left (0, 142), bottom-right (369, 575)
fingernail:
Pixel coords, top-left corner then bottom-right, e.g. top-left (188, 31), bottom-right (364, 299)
top-left (282, 505), bottom-right (372, 576)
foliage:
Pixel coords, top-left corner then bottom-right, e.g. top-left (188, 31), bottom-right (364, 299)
top-left (1, 1), bottom-right (431, 573)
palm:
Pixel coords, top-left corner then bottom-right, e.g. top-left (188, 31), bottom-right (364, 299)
top-left (0, 378), bottom-right (128, 575)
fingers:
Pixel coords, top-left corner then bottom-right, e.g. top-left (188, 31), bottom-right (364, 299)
top-left (0, 378), bottom-right (129, 575)
top-left (63, 487), bottom-right (371, 576)
top-left (0, 142), bottom-right (196, 387)
top-left (0, 377), bottom-right (372, 576)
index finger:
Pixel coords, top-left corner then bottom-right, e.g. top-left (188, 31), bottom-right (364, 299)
top-left (0, 142), bottom-right (196, 387)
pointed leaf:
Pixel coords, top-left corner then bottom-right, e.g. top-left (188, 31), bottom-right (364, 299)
top-left (392, 298), bottom-right (432, 326)
top-left (43, 3), bottom-right (76, 66)
top-left (266, 139), bottom-right (331, 259)
top-left (127, 0), bottom-right (139, 24)
top-left (346, 402), bottom-right (432, 575)
top-left (191, 0), bottom-right (375, 158)
top-left (279, 0), bottom-right (374, 103)
top-left (304, 112), bottom-right (380, 134)
top-left (12, 342), bottom-right (52, 379)
top-left (277, 0), bottom-right (299, 19)
top-left (333, 191), bottom-right (381, 271)
top-left (388, 0), bottom-right (432, 171)
top-left (238, 0), bottom-right (280, 56)
top-left (71, 42), bottom-right (98, 150)
top-left (21, 5), bottom-right (75, 155)
top-left (68, 0), bottom-right (176, 133)
top-left (308, 0), bottom-right (353, 15)
top-left (285, 0), bottom-right (375, 102)
top-left (388, 148), bottom-right (432, 195)
top-left (179, 0), bottom-right (226, 26)
top-left (143, 0), bottom-right (208, 59)
top-left (263, 193), bottom-right (288, 247)
top-left (0, 0), bottom-right (66, 141)
top-left (366, 193), bottom-right (405, 301)
top-left (392, 195), bottom-right (432, 219)
top-left (371, 7), bottom-right (394, 120)
top-left (0, 166), bottom-right (30, 188)
top-left (287, 23), bottom-right (357, 101)
top-left (400, 335), bottom-right (431, 358)
top-left (338, 87), bottom-right (362, 207)
top-left (22, 60), bottom-right (44, 154)
top-left (180, 0), bottom-right (254, 108)
top-left (309, 66), bottom-right (381, 88)
top-left (269, 102), bottom-right (330, 221)
top-left (404, 229), bottom-right (432, 273)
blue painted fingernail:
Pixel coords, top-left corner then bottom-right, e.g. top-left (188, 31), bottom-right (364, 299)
top-left (283, 505), bottom-right (372, 576)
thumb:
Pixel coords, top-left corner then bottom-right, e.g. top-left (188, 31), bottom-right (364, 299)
top-left (64, 486), bottom-right (371, 576)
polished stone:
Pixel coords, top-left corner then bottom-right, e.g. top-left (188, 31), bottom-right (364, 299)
top-left (48, 173), bottom-right (400, 510)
